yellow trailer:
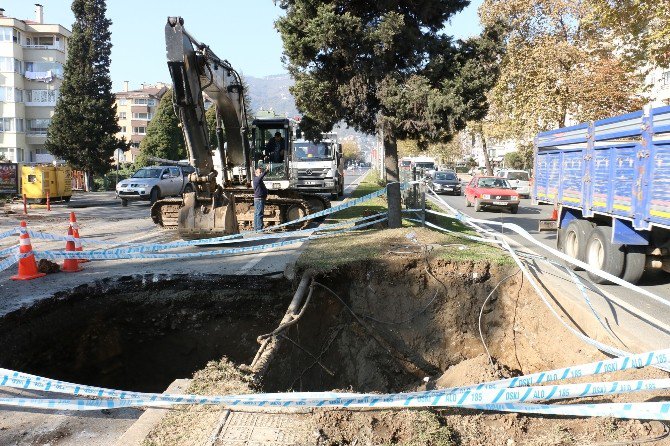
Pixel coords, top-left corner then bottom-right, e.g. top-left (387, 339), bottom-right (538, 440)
top-left (21, 164), bottom-right (72, 203)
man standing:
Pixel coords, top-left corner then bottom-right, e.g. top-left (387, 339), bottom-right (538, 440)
top-left (265, 132), bottom-right (285, 163)
top-left (253, 166), bottom-right (269, 230)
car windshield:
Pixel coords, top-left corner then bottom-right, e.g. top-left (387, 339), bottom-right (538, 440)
top-left (414, 162), bottom-right (434, 169)
top-left (434, 172), bottom-right (457, 181)
top-left (507, 172), bottom-right (529, 181)
top-left (294, 142), bottom-right (333, 160)
top-left (132, 168), bottom-right (162, 179)
top-left (477, 178), bottom-right (512, 189)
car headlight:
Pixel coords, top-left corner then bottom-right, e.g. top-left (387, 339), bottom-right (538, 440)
top-left (482, 194), bottom-right (491, 199)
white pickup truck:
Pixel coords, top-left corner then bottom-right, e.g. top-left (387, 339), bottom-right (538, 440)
top-left (115, 165), bottom-right (196, 206)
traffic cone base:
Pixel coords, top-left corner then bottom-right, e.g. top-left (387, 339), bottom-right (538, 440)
top-left (11, 221), bottom-right (46, 281)
top-left (70, 211), bottom-right (89, 263)
top-left (62, 226), bottom-right (83, 273)
top-left (551, 207), bottom-right (559, 221)
top-left (11, 254), bottom-right (46, 280)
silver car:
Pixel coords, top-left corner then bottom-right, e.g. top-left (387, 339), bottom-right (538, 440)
top-left (497, 169), bottom-right (531, 198)
top-left (116, 165), bottom-right (195, 206)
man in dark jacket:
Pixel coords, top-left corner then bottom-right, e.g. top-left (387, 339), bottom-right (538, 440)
top-left (253, 166), bottom-right (269, 230)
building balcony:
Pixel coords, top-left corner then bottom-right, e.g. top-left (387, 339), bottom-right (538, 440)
top-left (23, 44), bottom-right (65, 53)
top-left (26, 130), bottom-right (47, 137)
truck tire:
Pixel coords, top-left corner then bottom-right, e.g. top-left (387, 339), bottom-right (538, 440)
top-left (585, 225), bottom-right (625, 284)
top-left (150, 187), bottom-right (160, 205)
top-left (474, 199), bottom-right (483, 212)
top-left (510, 205), bottom-right (519, 214)
top-left (331, 192), bottom-right (338, 201)
top-left (621, 245), bottom-right (646, 284)
top-left (562, 219), bottom-right (592, 270)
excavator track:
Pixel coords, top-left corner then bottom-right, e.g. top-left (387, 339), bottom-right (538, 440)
top-left (150, 191), bottom-right (331, 237)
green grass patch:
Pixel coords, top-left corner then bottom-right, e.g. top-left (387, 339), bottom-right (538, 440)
top-left (298, 225), bottom-right (512, 275)
top-left (328, 170), bottom-right (387, 220)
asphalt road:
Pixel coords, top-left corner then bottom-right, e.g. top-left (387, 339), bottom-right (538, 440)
top-left (430, 187), bottom-right (670, 339)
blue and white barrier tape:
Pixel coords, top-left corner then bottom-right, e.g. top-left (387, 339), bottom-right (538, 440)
top-left (0, 253), bottom-right (19, 273)
top-left (20, 184), bottom-right (390, 249)
top-left (2, 348), bottom-right (668, 411)
top-left (0, 244), bottom-right (18, 256)
top-left (0, 228), bottom-right (18, 240)
top-left (33, 216), bottom-right (386, 262)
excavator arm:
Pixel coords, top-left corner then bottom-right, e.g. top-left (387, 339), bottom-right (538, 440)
top-left (165, 17), bottom-right (250, 189)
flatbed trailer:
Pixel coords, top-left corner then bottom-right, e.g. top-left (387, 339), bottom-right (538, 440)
top-left (533, 105), bottom-right (670, 284)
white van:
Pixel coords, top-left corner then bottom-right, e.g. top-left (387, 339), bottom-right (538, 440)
top-left (497, 169), bottom-right (531, 197)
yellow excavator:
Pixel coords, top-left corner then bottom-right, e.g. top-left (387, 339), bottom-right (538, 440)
top-left (151, 17), bottom-right (330, 240)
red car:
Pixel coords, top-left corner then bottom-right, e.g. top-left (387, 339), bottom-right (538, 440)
top-left (464, 175), bottom-right (520, 213)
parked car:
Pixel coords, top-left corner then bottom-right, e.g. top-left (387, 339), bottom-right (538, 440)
top-left (464, 175), bottom-right (520, 213)
top-left (497, 169), bottom-right (531, 198)
top-left (430, 170), bottom-right (462, 195)
top-left (115, 165), bottom-right (196, 207)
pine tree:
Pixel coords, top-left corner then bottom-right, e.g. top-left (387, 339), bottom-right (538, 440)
top-left (136, 89), bottom-right (186, 167)
top-left (45, 0), bottom-right (123, 191)
top-left (276, 2), bottom-right (503, 227)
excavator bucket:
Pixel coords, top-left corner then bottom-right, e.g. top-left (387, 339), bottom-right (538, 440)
top-left (177, 192), bottom-right (239, 240)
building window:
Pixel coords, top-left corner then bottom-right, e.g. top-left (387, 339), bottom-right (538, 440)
top-left (133, 98), bottom-right (157, 106)
top-left (119, 98), bottom-right (127, 106)
top-left (27, 119), bottom-right (51, 134)
top-left (25, 35), bottom-right (63, 50)
top-left (0, 147), bottom-right (23, 162)
top-left (119, 112), bottom-right (126, 119)
top-left (25, 61), bottom-right (63, 77)
top-left (25, 89), bottom-right (58, 104)
top-left (0, 57), bottom-right (22, 74)
top-left (133, 126), bottom-right (146, 135)
top-left (0, 27), bottom-right (20, 43)
top-left (0, 87), bottom-right (24, 102)
top-left (120, 126), bottom-right (126, 133)
top-left (132, 112), bottom-right (153, 120)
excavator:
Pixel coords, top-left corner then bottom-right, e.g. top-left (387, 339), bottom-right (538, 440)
top-left (151, 17), bottom-right (330, 240)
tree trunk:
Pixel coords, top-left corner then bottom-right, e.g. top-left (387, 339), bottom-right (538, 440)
top-left (84, 171), bottom-right (94, 192)
top-left (480, 131), bottom-right (494, 176)
top-left (384, 132), bottom-right (402, 228)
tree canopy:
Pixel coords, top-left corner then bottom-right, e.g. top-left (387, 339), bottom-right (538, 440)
top-left (136, 89), bottom-right (186, 166)
top-left (480, 0), bottom-right (644, 142)
top-left (276, 0), bottom-right (504, 226)
top-left (45, 0), bottom-right (124, 187)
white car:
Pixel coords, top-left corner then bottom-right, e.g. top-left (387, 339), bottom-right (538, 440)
top-left (497, 169), bottom-right (531, 197)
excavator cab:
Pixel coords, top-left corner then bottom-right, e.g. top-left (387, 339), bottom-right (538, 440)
top-left (250, 118), bottom-right (293, 190)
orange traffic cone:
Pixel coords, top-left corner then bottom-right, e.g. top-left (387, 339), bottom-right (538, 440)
top-left (62, 226), bottom-right (83, 273)
top-left (69, 212), bottom-right (88, 263)
top-left (551, 204), bottom-right (559, 221)
top-left (11, 221), bottom-right (46, 281)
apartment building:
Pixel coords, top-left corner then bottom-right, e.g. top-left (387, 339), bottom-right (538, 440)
top-left (0, 4), bottom-right (70, 163)
top-left (114, 82), bottom-right (168, 163)
top-left (647, 67), bottom-right (670, 107)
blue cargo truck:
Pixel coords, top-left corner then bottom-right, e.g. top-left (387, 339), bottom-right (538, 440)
top-left (533, 105), bottom-right (670, 284)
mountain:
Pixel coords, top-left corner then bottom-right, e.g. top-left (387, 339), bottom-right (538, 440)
top-left (245, 74), bottom-right (298, 118)
top-left (244, 73), bottom-right (375, 154)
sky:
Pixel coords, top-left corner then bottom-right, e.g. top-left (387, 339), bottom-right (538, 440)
top-left (4, 0), bottom-right (483, 92)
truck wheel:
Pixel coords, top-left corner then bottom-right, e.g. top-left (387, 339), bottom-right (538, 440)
top-left (150, 187), bottom-right (160, 205)
top-left (621, 245), bottom-right (646, 284)
top-left (585, 225), bottom-right (625, 284)
top-left (562, 219), bottom-right (592, 270)
top-left (474, 199), bottom-right (483, 212)
top-left (121, 198), bottom-right (128, 207)
top-left (510, 205), bottom-right (519, 214)
top-left (331, 193), bottom-right (338, 201)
